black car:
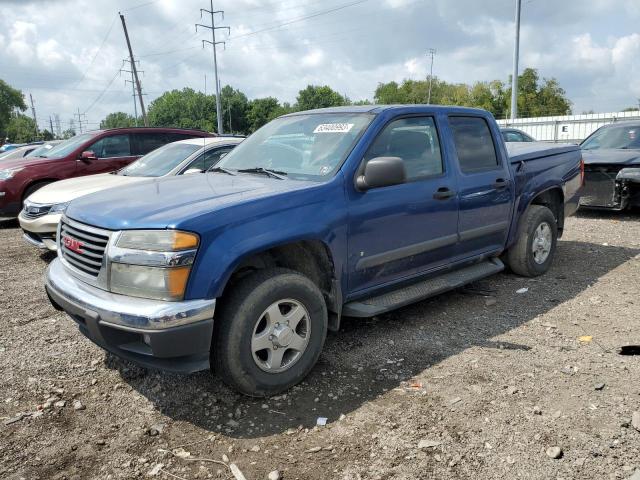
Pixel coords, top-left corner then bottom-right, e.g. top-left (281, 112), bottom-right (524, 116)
top-left (501, 128), bottom-right (535, 142)
top-left (580, 121), bottom-right (640, 210)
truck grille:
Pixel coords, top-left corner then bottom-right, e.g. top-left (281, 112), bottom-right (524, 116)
top-left (59, 219), bottom-right (109, 277)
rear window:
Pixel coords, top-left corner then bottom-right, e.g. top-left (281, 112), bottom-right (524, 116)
top-left (133, 133), bottom-right (170, 155)
top-left (450, 116), bottom-right (499, 172)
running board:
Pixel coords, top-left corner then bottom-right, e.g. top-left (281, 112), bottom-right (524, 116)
top-left (342, 258), bottom-right (504, 318)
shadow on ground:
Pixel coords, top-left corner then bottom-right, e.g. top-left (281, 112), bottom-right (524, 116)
top-left (108, 238), bottom-right (639, 439)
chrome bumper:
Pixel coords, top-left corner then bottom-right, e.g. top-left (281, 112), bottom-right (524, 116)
top-left (45, 258), bottom-right (215, 331)
top-left (19, 212), bottom-right (61, 251)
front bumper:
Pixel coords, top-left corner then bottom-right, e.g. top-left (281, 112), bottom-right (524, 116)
top-left (45, 258), bottom-right (216, 373)
top-left (19, 212), bottom-right (61, 250)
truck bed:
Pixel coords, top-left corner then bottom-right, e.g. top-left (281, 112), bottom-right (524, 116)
top-left (506, 142), bottom-right (579, 163)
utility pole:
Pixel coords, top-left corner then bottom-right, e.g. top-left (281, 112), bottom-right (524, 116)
top-left (121, 59), bottom-right (143, 126)
top-left (29, 93), bottom-right (39, 138)
top-left (49, 116), bottom-right (54, 136)
top-left (74, 108), bottom-right (87, 134)
top-left (510, 0), bottom-right (522, 121)
top-left (196, 1), bottom-right (230, 134)
top-left (426, 49), bottom-right (436, 105)
top-left (119, 13), bottom-right (148, 126)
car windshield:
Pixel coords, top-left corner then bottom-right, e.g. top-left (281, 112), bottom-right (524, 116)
top-left (120, 142), bottom-right (203, 177)
top-left (38, 133), bottom-right (95, 158)
top-left (581, 125), bottom-right (640, 150)
top-left (29, 143), bottom-right (58, 157)
top-left (216, 113), bottom-right (374, 181)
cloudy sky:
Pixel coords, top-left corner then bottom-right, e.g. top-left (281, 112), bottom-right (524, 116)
top-left (1, 0), bottom-right (639, 132)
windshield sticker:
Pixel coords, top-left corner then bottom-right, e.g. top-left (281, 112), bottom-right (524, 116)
top-left (319, 165), bottom-right (331, 175)
top-left (629, 130), bottom-right (636, 140)
top-left (313, 123), bottom-right (354, 134)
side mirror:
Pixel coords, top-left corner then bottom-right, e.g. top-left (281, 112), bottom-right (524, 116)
top-left (356, 156), bottom-right (406, 190)
top-left (184, 168), bottom-right (204, 175)
top-left (80, 150), bottom-right (96, 161)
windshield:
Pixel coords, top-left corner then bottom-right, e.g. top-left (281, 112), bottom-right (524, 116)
top-left (581, 125), bottom-right (640, 150)
top-left (120, 142), bottom-right (202, 177)
top-left (29, 142), bottom-right (59, 158)
top-left (216, 113), bottom-right (374, 181)
top-left (38, 133), bottom-right (95, 158)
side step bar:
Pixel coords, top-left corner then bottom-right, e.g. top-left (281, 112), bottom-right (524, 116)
top-left (342, 258), bottom-right (504, 318)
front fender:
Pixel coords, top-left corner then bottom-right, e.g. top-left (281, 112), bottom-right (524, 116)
top-left (183, 178), bottom-right (348, 300)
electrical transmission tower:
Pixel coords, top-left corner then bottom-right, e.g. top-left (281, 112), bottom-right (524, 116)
top-left (74, 108), bottom-right (87, 134)
top-left (29, 93), bottom-right (39, 138)
top-left (121, 58), bottom-right (144, 126)
top-left (196, 1), bottom-right (230, 134)
top-left (54, 114), bottom-right (61, 138)
top-left (426, 48), bottom-right (436, 105)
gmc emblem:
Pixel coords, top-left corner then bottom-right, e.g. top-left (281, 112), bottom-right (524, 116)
top-left (62, 236), bottom-right (84, 254)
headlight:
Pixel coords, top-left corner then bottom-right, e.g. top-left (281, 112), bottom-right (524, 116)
top-left (117, 230), bottom-right (199, 251)
top-left (110, 263), bottom-right (191, 301)
top-left (0, 168), bottom-right (23, 180)
top-left (49, 202), bottom-right (70, 213)
top-left (109, 230), bottom-right (199, 301)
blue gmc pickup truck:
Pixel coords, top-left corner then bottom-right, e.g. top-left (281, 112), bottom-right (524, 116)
top-left (45, 106), bottom-right (583, 396)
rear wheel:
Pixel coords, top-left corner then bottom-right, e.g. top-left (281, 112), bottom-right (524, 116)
top-left (505, 205), bottom-right (558, 277)
top-left (213, 268), bottom-right (327, 396)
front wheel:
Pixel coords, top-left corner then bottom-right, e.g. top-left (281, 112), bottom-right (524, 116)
top-left (505, 205), bottom-right (558, 277)
top-left (213, 268), bottom-right (327, 396)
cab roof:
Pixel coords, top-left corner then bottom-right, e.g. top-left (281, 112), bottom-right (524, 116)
top-left (285, 104), bottom-right (491, 116)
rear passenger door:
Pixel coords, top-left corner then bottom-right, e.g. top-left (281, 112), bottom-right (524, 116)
top-left (132, 132), bottom-right (170, 156)
top-left (448, 116), bottom-right (513, 259)
top-left (81, 134), bottom-right (136, 175)
top-left (347, 115), bottom-right (459, 294)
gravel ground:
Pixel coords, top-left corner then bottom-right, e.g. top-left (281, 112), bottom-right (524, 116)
top-left (1, 210), bottom-right (640, 480)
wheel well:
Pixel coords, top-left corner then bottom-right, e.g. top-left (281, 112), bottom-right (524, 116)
top-left (22, 179), bottom-right (56, 203)
top-left (530, 188), bottom-right (564, 235)
top-left (222, 240), bottom-right (341, 330)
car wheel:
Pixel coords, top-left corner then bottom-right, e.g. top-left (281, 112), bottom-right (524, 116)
top-left (506, 205), bottom-right (558, 277)
top-left (213, 268), bottom-right (328, 396)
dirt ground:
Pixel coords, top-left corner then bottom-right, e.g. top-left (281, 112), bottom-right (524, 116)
top-left (1, 209), bottom-right (639, 480)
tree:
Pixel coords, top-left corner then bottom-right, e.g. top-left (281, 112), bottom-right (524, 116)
top-left (506, 68), bottom-right (572, 118)
top-left (41, 129), bottom-right (55, 141)
top-left (247, 97), bottom-right (282, 132)
top-left (220, 85), bottom-right (249, 134)
top-left (295, 85), bottom-right (349, 111)
top-left (0, 79), bottom-right (27, 141)
top-left (100, 112), bottom-right (136, 129)
top-left (62, 129), bottom-right (76, 139)
top-left (147, 88), bottom-right (217, 132)
top-left (6, 114), bottom-right (37, 143)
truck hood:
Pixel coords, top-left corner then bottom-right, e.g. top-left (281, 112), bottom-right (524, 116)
top-left (65, 172), bottom-right (319, 230)
top-left (28, 173), bottom-right (147, 204)
top-left (582, 149), bottom-right (640, 166)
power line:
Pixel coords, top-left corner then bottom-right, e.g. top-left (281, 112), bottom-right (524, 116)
top-left (82, 66), bottom-right (123, 114)
top-left (71, 15), bottom-right (117, 91)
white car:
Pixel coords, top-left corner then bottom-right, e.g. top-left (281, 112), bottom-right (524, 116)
top-left (20, 136), bottom-right (243, 250)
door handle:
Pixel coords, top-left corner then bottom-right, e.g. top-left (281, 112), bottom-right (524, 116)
top-left (492, 178), bottom-right (508, 189)
top-left (433, 187), bottom-right (455, 200)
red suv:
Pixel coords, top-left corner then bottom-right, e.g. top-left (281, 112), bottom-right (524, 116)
top-left (0, 127), bottom-right (214, 220)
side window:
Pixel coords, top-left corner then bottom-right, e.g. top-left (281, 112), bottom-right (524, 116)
top-left (134, 133), bottom-right (168, 155)
top-left (166, 133), bottom-right (195, 143)
top-left (363, 117), bottom-right (443, 182)
top-left (449, 117), bottom-right (499, 173)
top-left (202, 147), bottom-right (233, 170)
top-left (504, 131), bottom-right (521, 142)
top-left (89, 134), bottom-right (131, 158)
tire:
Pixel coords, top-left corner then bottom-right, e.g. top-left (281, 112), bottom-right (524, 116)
top-left (22, 182), bottom-right (51, 206)
top-left (213, 268), bottom-right (328, 397)
top-left (505, 205), bottom-right (558, 277)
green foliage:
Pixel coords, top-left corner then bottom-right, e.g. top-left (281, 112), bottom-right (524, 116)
top-left (220, 85), bottom-right (249, 134)
top-left (41, 129), bottom-right (55, 141)
top-left (622, 107), bottom-right (639, 112)
top-left (62, 129), bottom-right (76, 139)
top-left (147, 88), bottom-right (217, 132)
top-left (295, 85), bottom-right (350, 111)
top-left (247, 97), bottom-right (283, 132)
top-left (6, 114), bottom-right (37, 143)
top-left (0, 79), bottom-right (27, 139)
top-left (374, 68), bottom-right (571, 118)
top-left (100, 112), bottom-right (136, 129)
